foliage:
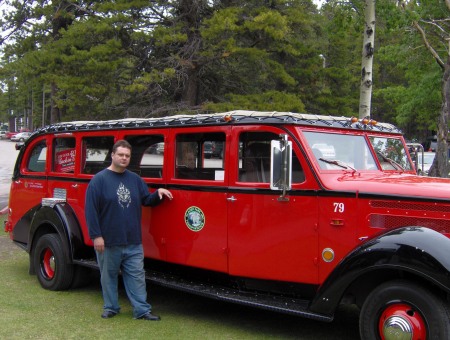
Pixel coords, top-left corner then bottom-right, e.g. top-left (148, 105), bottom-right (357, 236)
top-left (0, 0), bottom-right (329, 124)
top-left (204, 90), bottom-right (305, 112)
top-left (0, 0), bottom-right (448, 149)
top-left (372, 0), bottom-right (445, 142)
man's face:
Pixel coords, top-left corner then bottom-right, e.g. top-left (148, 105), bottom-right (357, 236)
top-left (111, 146), bottom-right (131, 170)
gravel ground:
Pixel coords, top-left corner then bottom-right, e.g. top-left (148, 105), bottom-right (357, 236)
top-left (0, 139), bottom-right (20, 209)
top-left (0, 139), bottom-right (22, 258)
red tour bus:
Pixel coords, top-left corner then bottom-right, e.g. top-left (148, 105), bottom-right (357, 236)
top-left (5, 111), bottom-right (450, 338)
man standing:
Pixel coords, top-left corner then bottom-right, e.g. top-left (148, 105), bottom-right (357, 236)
top-left (85, 140), bottom-right (172, 321)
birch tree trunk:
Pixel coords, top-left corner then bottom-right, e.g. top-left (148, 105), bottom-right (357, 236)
top-left (359, 0), bottom-right (376, 119)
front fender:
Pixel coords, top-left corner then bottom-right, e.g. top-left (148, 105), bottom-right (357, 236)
top-left (28, 203), bottom-right (88, 273)
top-left (310, 226), bottom-right (450, 315)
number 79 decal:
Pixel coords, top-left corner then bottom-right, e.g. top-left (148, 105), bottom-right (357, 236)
top-left (333, 202), bottom-right (345, 213)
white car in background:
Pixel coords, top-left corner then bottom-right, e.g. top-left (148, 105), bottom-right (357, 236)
top-left (416, 152), bottom-right (435, 176)
top-left (10, 132), bottom-right (32, 142)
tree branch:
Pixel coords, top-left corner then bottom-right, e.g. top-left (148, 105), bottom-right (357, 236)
top-left (413, 21), bottom-right (445, 70)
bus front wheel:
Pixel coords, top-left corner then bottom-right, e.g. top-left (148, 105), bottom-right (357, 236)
top-left (33, 234), bottom-right (74, 291)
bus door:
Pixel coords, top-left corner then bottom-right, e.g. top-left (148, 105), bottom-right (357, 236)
top-left (162, 127), bottom-right (230, 273)
top-left (227, 126), bottom-right (320, 285)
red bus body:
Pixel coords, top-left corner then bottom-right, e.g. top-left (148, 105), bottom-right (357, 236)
top-left (5, 111), bottom-right (450, 338)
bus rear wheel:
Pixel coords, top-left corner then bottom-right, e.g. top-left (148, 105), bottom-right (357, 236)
top-left (359, 280), bottom-right (450, 339)
top-left (33, 234), bottom-right (74, 291)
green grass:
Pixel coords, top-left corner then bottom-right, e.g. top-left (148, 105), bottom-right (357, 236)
top-left (0, 215), bottom-right (360, 339)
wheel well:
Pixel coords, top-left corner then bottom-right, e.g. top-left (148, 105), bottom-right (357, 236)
top-left (341, 269), bottom-right (450, 309)
top-left (28, 203), bottom-right (94, 274)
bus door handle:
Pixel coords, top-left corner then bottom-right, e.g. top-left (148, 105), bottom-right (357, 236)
top-left (227, 196), bottom-right (237, 202)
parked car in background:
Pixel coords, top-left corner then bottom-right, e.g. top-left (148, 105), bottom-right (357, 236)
top-left (11, 132), bottom-right (32, 142)
top-left (156, 142), bottom-right (164, 154)
top-left (5, 131), bottom-right (18, 139)
top-left (203, 141), bottom-right (213, 158)
top-left (0, 130), bottom-right (6, 139)
top-left (5, 128), bottom-right (31, 140)
top-left (146, 142), bottom-right (164, 154)
top-left (424, 136), bottom-right (437, 152)
top-left (212, 141), bottom-right (224, 158)
top-left (416, 152), bottom-right (435, 176)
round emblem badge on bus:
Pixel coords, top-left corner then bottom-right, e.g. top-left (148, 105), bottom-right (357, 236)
top-left (185, 206), bottom-right (205, 232)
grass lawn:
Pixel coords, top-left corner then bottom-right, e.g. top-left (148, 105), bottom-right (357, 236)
top-left (0, 215), bottom-right (360, 339)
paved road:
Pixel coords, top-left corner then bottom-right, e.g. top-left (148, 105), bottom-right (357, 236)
top-left (0, 139), bottom-right (20, 209)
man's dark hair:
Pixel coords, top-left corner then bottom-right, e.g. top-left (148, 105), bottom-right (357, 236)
top-left (112, 140), bottom-right (132, 153)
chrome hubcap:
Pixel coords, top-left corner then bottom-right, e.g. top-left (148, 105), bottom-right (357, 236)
top-left (383, 315), bottom-right (413, 340)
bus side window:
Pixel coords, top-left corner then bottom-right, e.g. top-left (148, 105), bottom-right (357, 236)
top-left (81, 136), bottom-right (115, 175)
top-left (238, 131), bottom-right (305, 184)
top-left (125, 134), bottom-right (165, 178)
top-left (53, 137), bottom-right (76, 173)
top-left (175, 132), bottom-right (226, 181)
top-left (27, 141), bottom-right (47, 173)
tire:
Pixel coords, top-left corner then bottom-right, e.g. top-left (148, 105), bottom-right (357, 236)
top-left (359, 280), bottom-right (450, 339)
top-left (33, 234), bottom-right (74, 291)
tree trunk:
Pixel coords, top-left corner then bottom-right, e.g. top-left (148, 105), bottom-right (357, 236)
top-left (429, 56), bottom-right (450, 178)
top-left (50, 82), bottom-right (61, 124)
top-left (178, 0), bottom-right (203, 107)
top-left (359, 0), bottom-right (376, 119)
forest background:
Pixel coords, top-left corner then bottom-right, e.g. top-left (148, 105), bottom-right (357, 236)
top-left (0, 0), bottom-right (448, 145)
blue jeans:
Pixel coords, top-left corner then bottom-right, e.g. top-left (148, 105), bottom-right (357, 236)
top-left (96, 244), bottom-right (151, 318)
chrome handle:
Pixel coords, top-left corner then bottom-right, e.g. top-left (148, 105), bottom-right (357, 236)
top-left (227, 196), bottom-right (237, 202)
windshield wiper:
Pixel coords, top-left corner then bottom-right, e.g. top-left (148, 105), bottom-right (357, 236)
top-left (318, 158), bottom-right (357, 171)
top-left (376, 152), bottom-right (405, 171)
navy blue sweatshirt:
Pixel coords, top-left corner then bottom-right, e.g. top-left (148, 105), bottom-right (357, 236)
top-left (85, 168), bottom-right (162, 247)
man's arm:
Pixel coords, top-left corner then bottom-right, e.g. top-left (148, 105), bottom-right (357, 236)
top-left (140, 178), bottom-right (173, 206)
top-left (85, 178), bottom-right (103, 240)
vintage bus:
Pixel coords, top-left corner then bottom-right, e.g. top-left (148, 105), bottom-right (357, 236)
top-left (5, 110), bottom-right (450, 339)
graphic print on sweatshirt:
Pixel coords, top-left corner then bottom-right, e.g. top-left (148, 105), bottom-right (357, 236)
top-left (117, 182), bottom-right (131, 208)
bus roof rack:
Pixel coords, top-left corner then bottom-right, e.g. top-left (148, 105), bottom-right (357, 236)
top-left (35, 111), bottom-right (402, 135)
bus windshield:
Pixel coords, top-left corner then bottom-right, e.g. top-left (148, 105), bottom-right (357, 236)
top-left (303, 131), bottom-right (413, 171)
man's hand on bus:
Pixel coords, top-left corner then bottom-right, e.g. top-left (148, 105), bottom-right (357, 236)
top-left (157, 188), bottom-right (173, 200)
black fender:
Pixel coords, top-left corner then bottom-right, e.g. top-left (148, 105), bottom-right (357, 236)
top-left (28, 203), bottom-right (89, 274)
top-left (309, 226), bottom-right (450, 316)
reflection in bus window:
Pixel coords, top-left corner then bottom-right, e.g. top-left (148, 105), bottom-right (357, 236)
top-left (81, 136), bottom-right (115, 175)
top-left (27, 141), bottom-right (47, 173)
top-left (304, 131), bottom-right (378, 171)
top-left (369, 136), bottom-right (413, 171)
top-left (175, 133), bottom-right (225, 180)
top-left (239, 132), bottom-right (304, 183)
top-left (125, 135), bottom-right (164, 178)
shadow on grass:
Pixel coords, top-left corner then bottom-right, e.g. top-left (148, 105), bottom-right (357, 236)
top-left (144, 282), bottom-right (360, 339)
top-left (77, 266), bottom-right (360, 338)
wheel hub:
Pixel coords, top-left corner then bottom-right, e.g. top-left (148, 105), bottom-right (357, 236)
top-left (42, 248), bottom-right (56, 279)
top-left (383, 315), bottom-right (412, 340)
top-left (379, 303), bottom-right (426, 340)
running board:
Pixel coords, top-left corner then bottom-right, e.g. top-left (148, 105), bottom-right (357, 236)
top-left (75, 258), bottom-right (332, 322)
top-left (145, 269), bottom-right (333, 322)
